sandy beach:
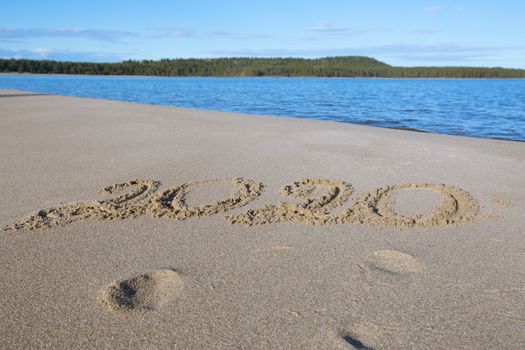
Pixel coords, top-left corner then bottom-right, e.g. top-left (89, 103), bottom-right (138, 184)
top-left (0, 89), bottom-right (524, 349)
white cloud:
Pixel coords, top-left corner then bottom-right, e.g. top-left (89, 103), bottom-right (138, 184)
top-left (151, 27), bottom-right (271, 40)
top-left (31, 48), bottom-right (50, 54)
top-left (305, 21), bottom-right (341, 32)
top-left (305, 21), bottom-right (389, 36)
top-left (0, 28), bottom-right (137, 43)
top-left (423, 5), bottom-right (444, 13)
top-left (0, 47), bottom-right (133, 62)
top-left (407, 28), bottom-right (442, 34)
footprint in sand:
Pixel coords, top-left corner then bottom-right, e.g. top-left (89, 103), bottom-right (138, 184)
top-left (98, 269), bottom-right (182, 311)
top-left (366, 250), bottom-right (422, 275)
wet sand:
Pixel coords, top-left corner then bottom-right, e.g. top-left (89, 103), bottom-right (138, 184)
top-left (0, 89), bottom-right (524, 349)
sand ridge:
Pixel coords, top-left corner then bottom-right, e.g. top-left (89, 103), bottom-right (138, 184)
top-left (1, 178), bottom-right (261, 231)
top-left (2, 179), bottom-right (160, 231)
top-left (147, 177), bottom-right (263, 220)
top-left (348, 183), bottom-right (480, 229)
top-left (228, 181), bottom-right (481, 229)
top-left (226, 178), bottom-right (354, 225)
top-left (2, 179), bottom-right (485, 231)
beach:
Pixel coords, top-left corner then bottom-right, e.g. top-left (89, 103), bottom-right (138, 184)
top-left (0, 89), bottom-right (524, 348)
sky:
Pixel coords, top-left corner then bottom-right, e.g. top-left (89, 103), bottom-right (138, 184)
top-left (0, 0), bottom-right (524, 68)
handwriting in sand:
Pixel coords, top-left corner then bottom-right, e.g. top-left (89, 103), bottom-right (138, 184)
top-left (2, 177), bottom-right (481, 231)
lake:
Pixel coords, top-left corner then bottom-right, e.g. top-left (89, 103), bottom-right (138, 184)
top-left (1, 75), bottom-right (524, 141)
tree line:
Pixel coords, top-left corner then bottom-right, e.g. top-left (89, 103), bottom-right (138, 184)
top-left (1, 56), bottom-right (524, 78)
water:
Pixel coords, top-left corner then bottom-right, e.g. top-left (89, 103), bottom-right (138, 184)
top-left (1, 75), bottom-right (524, 141)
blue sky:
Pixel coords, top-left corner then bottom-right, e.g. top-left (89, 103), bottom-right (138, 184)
top-left (1, 0), bottom-right (524, 68)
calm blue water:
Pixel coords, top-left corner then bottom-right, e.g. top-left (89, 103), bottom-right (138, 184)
top-left (1, 75), bottom-right (524, 141)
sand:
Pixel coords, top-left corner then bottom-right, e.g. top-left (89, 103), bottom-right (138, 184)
top-left (0, 89), bottom-right (524, 349)
top-left (98, 269), bottom-right (183, 311)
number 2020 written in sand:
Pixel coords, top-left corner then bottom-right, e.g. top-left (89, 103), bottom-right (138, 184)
top-left (2, 177), bottom-right (481, 232)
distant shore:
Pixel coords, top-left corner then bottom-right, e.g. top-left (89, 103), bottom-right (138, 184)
top-left (2, 72), bottom-right (525, 80)
top-left (2, 56), bottom-right (525, 78)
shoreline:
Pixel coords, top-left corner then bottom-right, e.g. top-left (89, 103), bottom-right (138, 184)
top-left (0, 86), bottom-right (523, 143)
top-left (2, 72), bottom-right (525, 80)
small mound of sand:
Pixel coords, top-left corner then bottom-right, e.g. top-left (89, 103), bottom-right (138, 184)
top-left (2, 179), bottom-right (160, 231)
top-left (147, 177), bottom-right (262, 220)
top-left (491, 193), bottom-right (514, 208)
top-left (98, 269), bottom-right (182, 311)
top-left (347, 183), bottom-right (480, 229)
top-left (226, 178), bottom-right (353, 226)
top-left (367, 250), bottom-right (422, 274)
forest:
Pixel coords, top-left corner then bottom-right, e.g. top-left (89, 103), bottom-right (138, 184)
top-left (1, 56), bottom-right (524, 78)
